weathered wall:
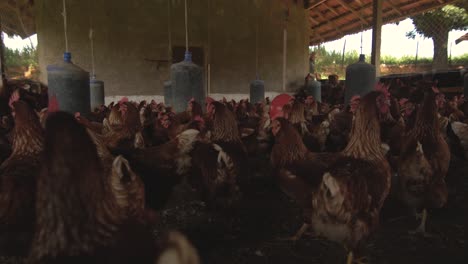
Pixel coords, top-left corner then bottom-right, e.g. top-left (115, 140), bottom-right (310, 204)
top-left (36, 0), bottom-right (309, 97)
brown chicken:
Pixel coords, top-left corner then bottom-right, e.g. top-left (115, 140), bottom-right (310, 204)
top-left (271, 90), bottom-right (392, 264)
top-left (156, 231), bottom-right (200, 264)
top-left (187, 101), bottom-right (245, 208)
top-left (30, 111), bottom-right (156, 263)
top-left (398, 87), bottom-right (451, 235)
top-left (450, 121), bottom-right (468, 159)
top-left (0, 93), bottom-right (44, 256)
top-left (110, 129), bottom-right (201, 212)
top-left (103, 98), bottom-right (145, 149)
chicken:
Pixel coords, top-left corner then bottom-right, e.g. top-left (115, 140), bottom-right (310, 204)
top-left (110, 129), bottom-right (201, 212)
top-left (156, 231), bottom-right (200, 264)
top-left (271, 90), bottom-right (392, 263)
top-left (398, 87), bottom-right (451, 235)
top-left (0, 92), bottom-right (44, 256)
top-left (0, 115), bottom-right (13, 164)
top-left (30, 111), bottom-right (156, 263)
top-left (102, 98), bottom-right (145, 149)
top-left (449, 121), bottom-right (468, 159)
top-left (288, 99), bottom-right (321, 152)
top-left (187, 101), bottom-right (245, 207)
top-left (325, 104), bottom-right (354, 152)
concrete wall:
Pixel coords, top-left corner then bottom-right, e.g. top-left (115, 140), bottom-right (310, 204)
top-left (36, 0), bottom-right (309, 98)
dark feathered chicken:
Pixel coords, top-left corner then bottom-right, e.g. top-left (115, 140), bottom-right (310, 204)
top-left (398, 87), bottom-right (451, 235)
top-left (188, 101), bottom-right (245, 208)
top-left (271, 90), bottom-right (392, 263)
top-left (30, 111), bottom-right (156, 263)
top-left (110, 129), bottom-right (201, 211)
top-left (0, 94), bottom-right (44, 256)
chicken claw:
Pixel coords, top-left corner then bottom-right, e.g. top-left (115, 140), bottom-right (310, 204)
top-left (346, 251), bottom-right (369, 264)
top-left (409, 208), bottom-right (433, 237)
top-left (277, 223), bottom-right (310, 241)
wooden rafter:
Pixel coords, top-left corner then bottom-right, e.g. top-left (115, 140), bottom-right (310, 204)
top-left (307, 0), bottom-right (328, 10)
top-left (314, 7), bottom-right (343, 35)
top-left (334, 0), bottom-right (369, 26)
top-left (322, 2), bottom-right (339, 16)
top-left (385, 0), bottom-right (404, 16)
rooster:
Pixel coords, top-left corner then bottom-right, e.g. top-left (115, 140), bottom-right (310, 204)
top-left (271, 90), bottom-right (392, 263)
top-left (398, 87), bottom-right (451, 235)
top-left (30, 111), bottom-right (156, 263)
top-left (0, 91), bottom-right (44, 256)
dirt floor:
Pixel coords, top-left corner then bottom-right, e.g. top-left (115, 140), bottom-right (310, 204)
top-left (155, 156), bottom-right (468, 264)
top-left (1, 156), bottom-right (467, 264)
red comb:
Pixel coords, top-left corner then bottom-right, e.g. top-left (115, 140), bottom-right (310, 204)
top-left (74, 112), bottom-right (81, 118)
top-left (206, 97), bottom-right (215, 104)
top-left (189, 98), bottom-right (195, 103)
top-left (399, 98), bottom-right (409, 107)
top-left (48, 95), bottom-right (60, 113)
top-left (350, 95), bottom-right (361, 102)
top-left (375, 82), bottom-right (390, 97)
top-left (8, 90), bottom-right (20, 109)
top-left (119, 97), bottom-right (129, 104)
top-left (193, 115), bottom-right (205, 124)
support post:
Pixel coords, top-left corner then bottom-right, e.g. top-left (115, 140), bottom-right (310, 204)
top-left (371, 0), bottom-right (382, 77)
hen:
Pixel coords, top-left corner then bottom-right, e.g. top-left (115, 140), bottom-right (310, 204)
top-left (30, 111), bottom-right (156, 263)
top-left (398, 87), bottom-right (451, 235)
top-left (449, 121), bottom-right (468, 159)
top-left (0, 92), bottom-right (44, 256)
top-left (271, 90), bottom-right (391, 263)
top-left (110, 129), bottom-right (201, 212)
top-left (187, 101), bottom-right (245, 208)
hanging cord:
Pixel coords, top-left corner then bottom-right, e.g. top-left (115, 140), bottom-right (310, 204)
top-left (255, 21), bottom-right (259, 79)
top-left (359, 8), bottom-right (364, 55)
top-left (62, 0), bottom-right (69, 52)
top-left (167, 0), bottom-right (172, 62)
top-left (14, 1), bottom-right (34, 49)
top-left (184, 0), bottom-right (189, 53)
top-left (89, 29), bottom-right (95, 77)
top-left (360, 24), bottom-right (363, 54)
top-left (88, 0), bottom-right (95, 77)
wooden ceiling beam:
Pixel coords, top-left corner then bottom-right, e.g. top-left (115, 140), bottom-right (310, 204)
top-left (334, 0), bottom-right (369, 26)
top-left (322, 2), bottom-right (339, 16)
top-left (309, 16), bottom-right (320, 25)
top-left (315, 10), bottom-right (344, 35)
top-left (309, 0), bottom-right (459, 45)
top-left (385, 0), bottom-right (404, 16)
top-left (307, 0), bottom-right (328, 10)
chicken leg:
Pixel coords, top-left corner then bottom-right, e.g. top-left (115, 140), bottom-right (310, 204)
top-left (409, 208), bottom-right (432, 237)
top-left (346, 251), bottom-right (368, 264)
top-left (277, 223), bottom-right (309, 241)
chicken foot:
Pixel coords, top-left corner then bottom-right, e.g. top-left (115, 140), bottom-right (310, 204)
top-left (277, 223), bottom-right (310, 241)
top-left (409, 208), bottom-right (433, 237)
top-left (346, 251), bottom-right (368, 264)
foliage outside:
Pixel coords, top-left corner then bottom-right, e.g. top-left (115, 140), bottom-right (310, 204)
top-left (310, 46), bottom-right (468, 79)
top-left (407, 4), bottom-right (468, 69)
top-left (3, 45), bottom-right (39, 79)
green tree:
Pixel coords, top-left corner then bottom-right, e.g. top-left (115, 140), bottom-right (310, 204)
top-left (407, 4), bottom-right (468, 70)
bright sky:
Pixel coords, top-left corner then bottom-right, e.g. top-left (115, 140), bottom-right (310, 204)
top-left (313, 18), bottom-right (468, 58)
top-left (2, 18), bottom-right (468, 58)
top-left (3, 33), bottom-right (38, 49)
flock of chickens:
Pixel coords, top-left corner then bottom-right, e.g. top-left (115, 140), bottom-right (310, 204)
top-left (0, 78), bottom-right (468, 264)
